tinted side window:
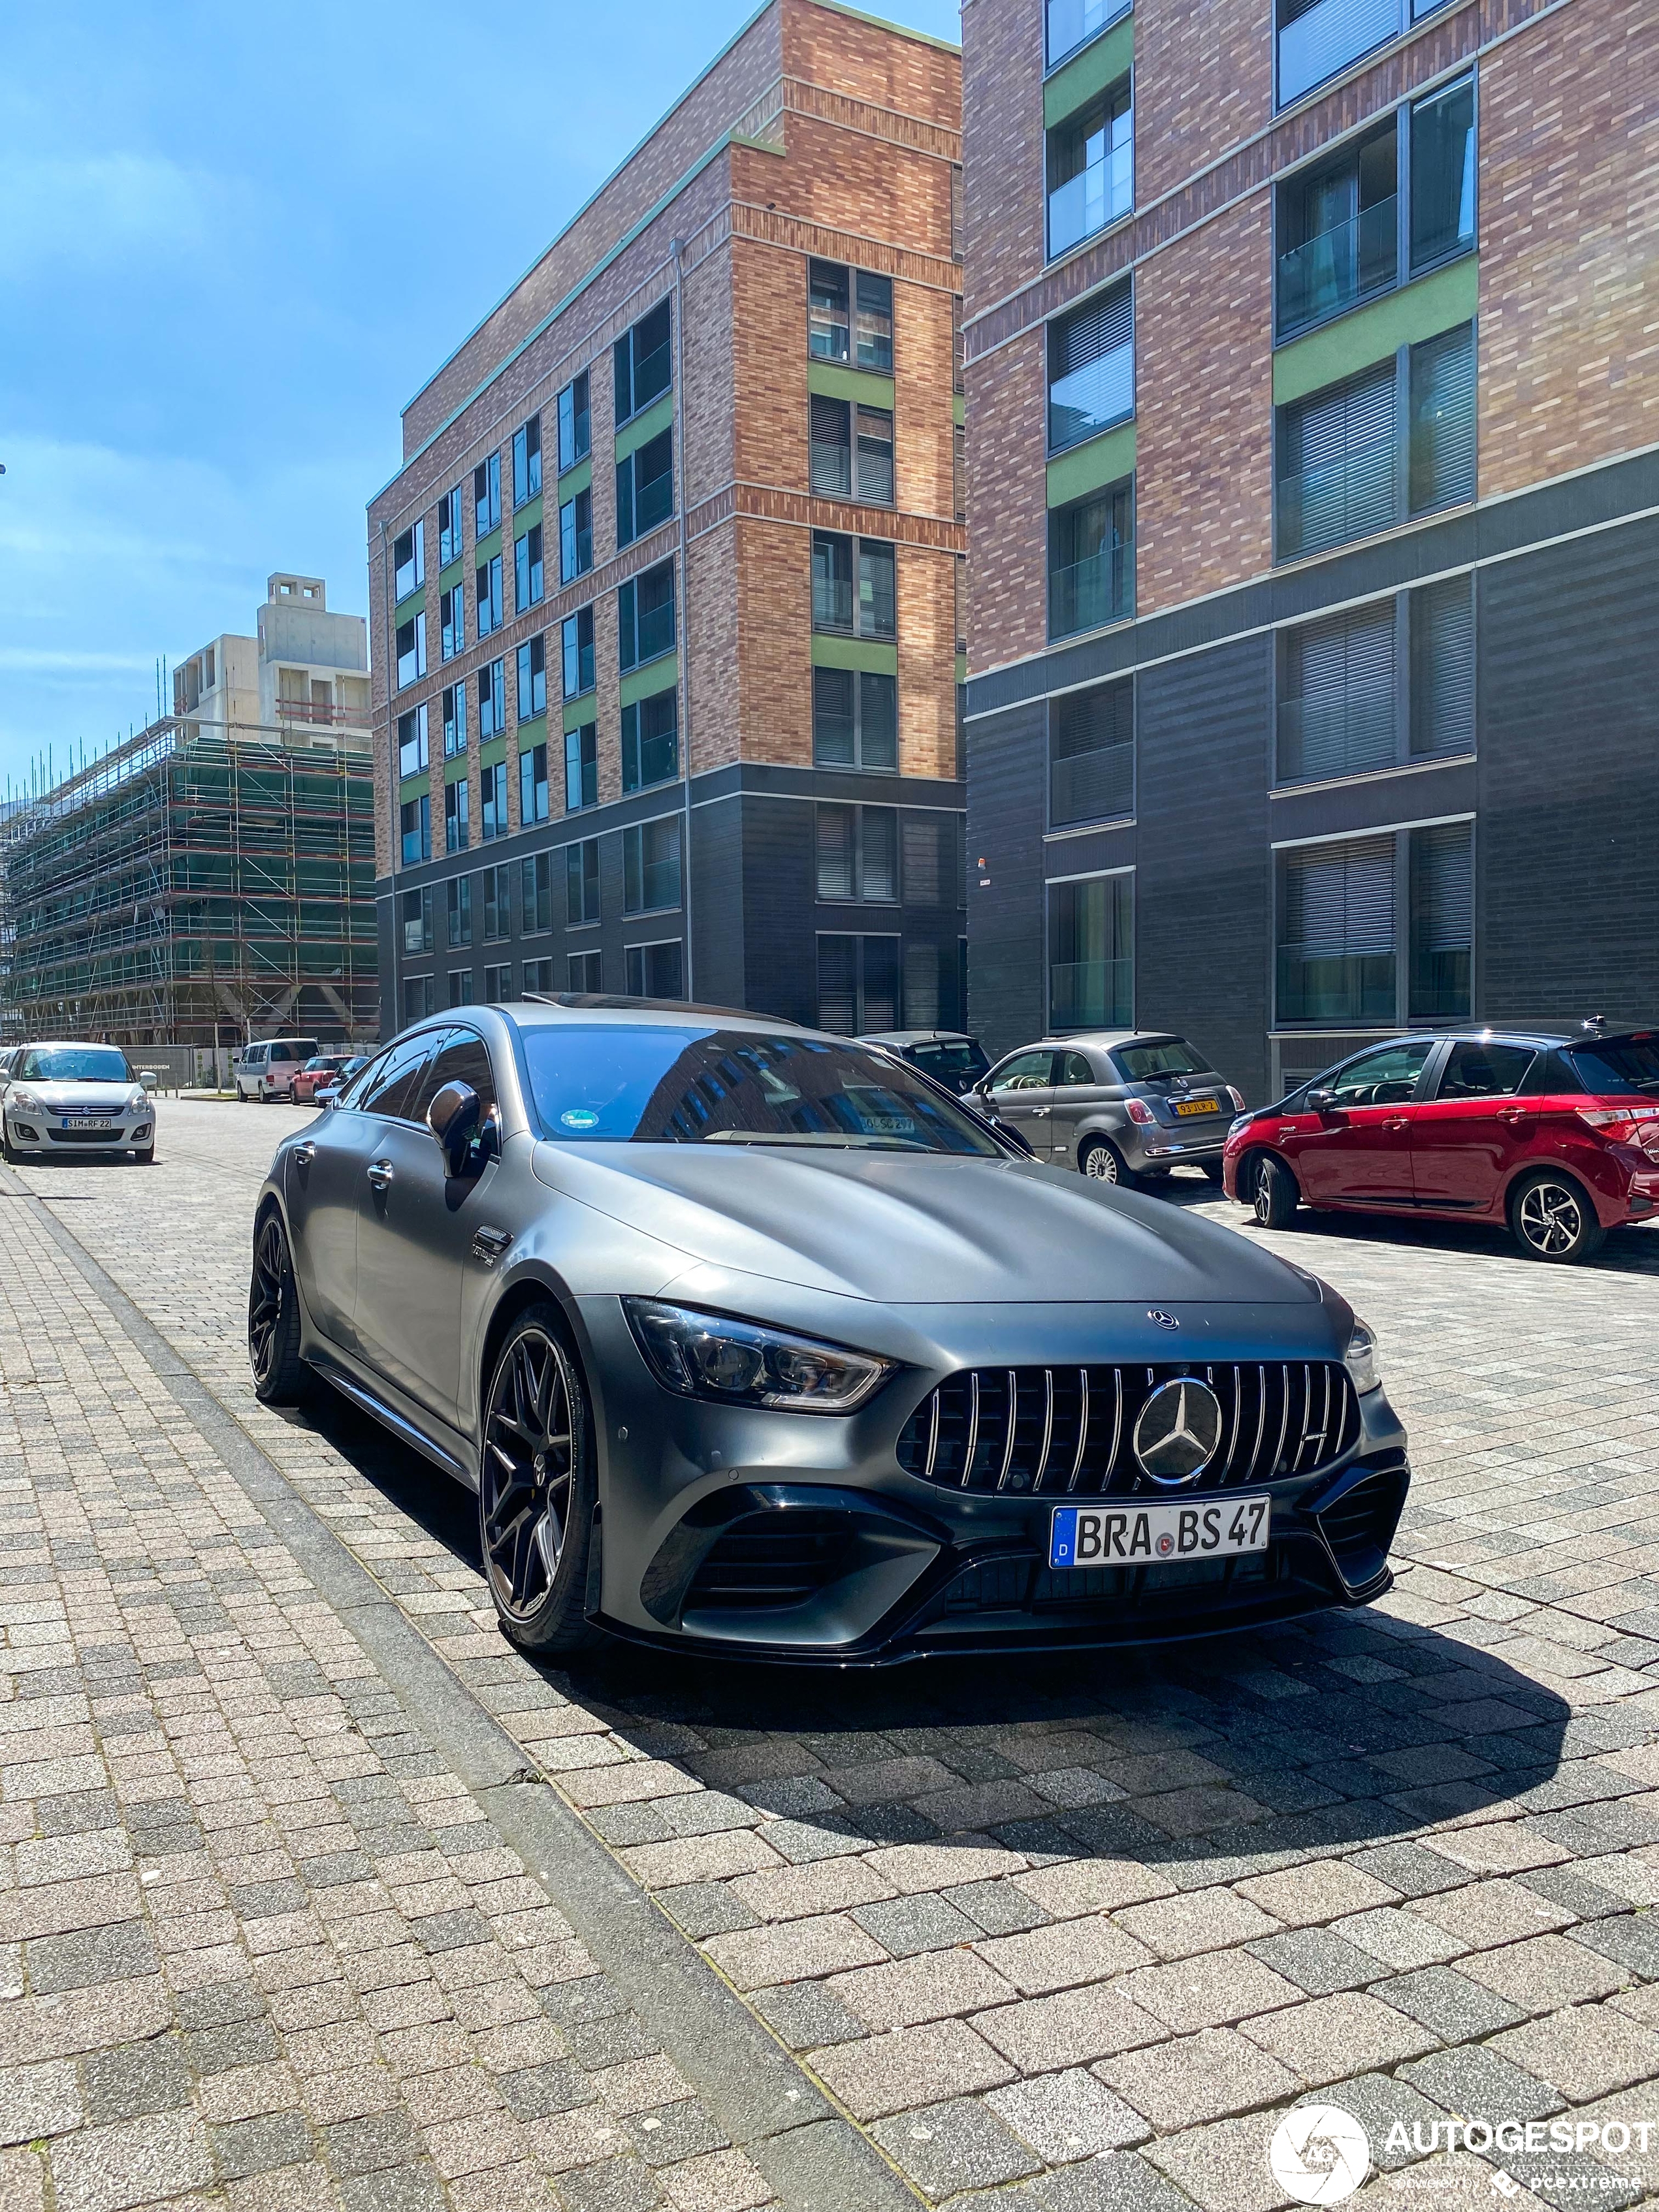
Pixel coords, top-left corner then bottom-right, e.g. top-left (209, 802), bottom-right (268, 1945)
top-left (411, 1031), bottom-right (498, 1123)
top-left (1521, 1050), bottom-right (1581, 1096)
top-left (1328, 1042), bottom-right (1432, 1107)
top-left (1059, 1052), bottom-right (1096, 1085)
top-left (1436, 1042), bottom-right (1535, 1099)
top-left (359, 1034), bottom-right (438, 1123)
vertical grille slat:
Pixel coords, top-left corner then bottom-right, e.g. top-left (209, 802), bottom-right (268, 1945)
top-left (896, 1359), bottom-right (1358, 1498)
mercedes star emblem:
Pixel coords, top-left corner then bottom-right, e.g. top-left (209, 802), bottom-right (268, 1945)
top-left (1133, 1377), bottom-right (1223, 1485)
top-left (1148, 1309), bottom-right (1179, 1330)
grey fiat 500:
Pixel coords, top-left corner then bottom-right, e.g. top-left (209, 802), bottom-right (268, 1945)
top-left (248, 1000), bottom-right (1406, 1665)
top-left (974, 1031), bottom-right (1245, 1187)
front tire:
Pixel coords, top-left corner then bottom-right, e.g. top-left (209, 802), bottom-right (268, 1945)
top-left (1509, 1170), bottom-right (1605, 1264)
top-left (1080, 1137), bottom-right (1133, 1187)
top-left (1200, 1161), bottom-right (1226, 1183)
top-left (131, 1144), bottom-right (155, 1165)
top-left (479, 1307), bottom-right (600, 1654)
top-left (248, 1208), bottom-right (311, 1405)
top-left (2, 1130), bottom-right (18, 1166)
top-left (1252, 1153), bottom-right (1301, 1229)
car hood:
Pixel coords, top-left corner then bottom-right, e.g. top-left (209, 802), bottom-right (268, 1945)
top-left (530, 1143), bottom-right (1319, 1306)
top-left (12, 1081), bottom-right (136, 1107)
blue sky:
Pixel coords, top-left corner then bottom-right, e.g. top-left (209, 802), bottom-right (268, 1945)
top-left (0, 0), bottom-right (959, 798)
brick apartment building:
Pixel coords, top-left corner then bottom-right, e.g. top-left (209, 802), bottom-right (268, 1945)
top-left (961, 0), bottom-right (1658, 1100)
top-left (368, 0), bottom-right (965, 1037)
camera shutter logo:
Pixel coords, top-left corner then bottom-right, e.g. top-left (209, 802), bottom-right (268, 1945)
top-left (1269, 2106), bottom-right (1370, 2206)
top-left (1132, 1377), bottom-right (1223, 1484)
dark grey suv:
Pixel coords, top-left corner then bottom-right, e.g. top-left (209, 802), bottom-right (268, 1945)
top-left (975, 1031), bottom-right (1244, 1186)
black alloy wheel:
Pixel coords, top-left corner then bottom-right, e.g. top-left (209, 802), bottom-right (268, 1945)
top-left (248, 1209), bottom-right (310, 1404)
top-left (1253, 1153), bottom-right (1300, 1229)
top-left (1509, 1170), bottom-right (1605, 1264)
top-left (480, 1309), bottom-right (598, 1652)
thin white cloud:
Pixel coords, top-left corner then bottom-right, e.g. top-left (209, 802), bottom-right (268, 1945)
top-left (0, 649), bottom-right (153, 673)
top-left (0, 152), bottom-right (223, 281)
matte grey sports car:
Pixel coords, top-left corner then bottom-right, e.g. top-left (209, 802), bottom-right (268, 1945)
top-left (248, 999), bottom-right (1410, 1664)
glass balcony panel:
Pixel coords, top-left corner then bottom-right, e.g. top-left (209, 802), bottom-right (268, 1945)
top-left (630, 342), bottom-right (671, 415)
top-left (1049, 957), bottom-right (1133, 1030)
top-left (1276, 196), bottom-right (1398, 336)
top-left (1050, 741), bottom-right (1133, 827)
top-left (1276, 951), bottom-right (1396, 1023)
top-left (1048, 544), bottom-right (1133, 640)
top-left (1278, 0), bottom-right (1400, 105)
top-left (1046, 0), bottom-right (1123, 63)
top-left (1046, 142), bottom-right (1133, 259)
top-left (1048, 342), bottom-right (1133, 451)
top-left (636, 599), bottom-right (676, 665)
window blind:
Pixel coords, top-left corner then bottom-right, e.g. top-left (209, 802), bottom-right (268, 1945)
top-left (816, 805), bottom-right (855, 899)
top-left (1409, 323), bottom-right (1475, 514)
top-left (1283, 836), bottom-right (1395, 958)
top-left (1283, 362), bottom-right (1395, 556)
top-left (1050, 679), bottom-right (1134, 825)
top-left (1410, 822), bottom-right (1471, 951)
top-left (1410, 575), bottom-right (1475, 758)
top-left (1285, 603), bottom-right (1395, 780)
top-left (810, 396), bottom-right (851, 496)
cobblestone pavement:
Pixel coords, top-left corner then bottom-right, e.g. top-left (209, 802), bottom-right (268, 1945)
top-left (4, 1099), bottom-right (1659, 2212)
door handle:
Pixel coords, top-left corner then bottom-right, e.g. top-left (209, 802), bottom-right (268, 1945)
top-left (1031, 1107), bottom-right (1050, 1117)
top-left (1381, 1117), bottom-right (1409, 1132)
top-left (1497, 1108), bottom-right (1529, 1125)
top-left (291, 1141), bottom-right (315, 1166)
top-left (366, 1159), bottom-right (394, 1192)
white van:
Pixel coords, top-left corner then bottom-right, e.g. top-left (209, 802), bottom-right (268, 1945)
top-left (235, 1038), bottom-right (321, 1102)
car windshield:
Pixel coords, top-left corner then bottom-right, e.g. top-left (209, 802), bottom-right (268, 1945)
top-left (521, 1025), bottom-right (1005, 1153)
top-left (16, 1047), bottom-right (132, 1084)
top-left (1112, 1039), bottom-right (1208, 1082)
top-left (1568, 1036), bottom-right (1659, 1096)
top-left (909, 1041), bottom-right (989, 1080)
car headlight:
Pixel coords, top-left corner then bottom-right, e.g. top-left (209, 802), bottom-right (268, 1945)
top-left (624, 1300), bottom-right (894, 1414)
top-left (125, 1089), bottom-right (146, 1112)
top-left (9, 1089), bottom-right (40, 1115)
top-left (1344, 1315), bottom-right (1381, 1395)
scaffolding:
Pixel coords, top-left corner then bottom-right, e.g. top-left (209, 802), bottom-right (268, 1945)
top-left (0, 715), bottom-right (377, 1048)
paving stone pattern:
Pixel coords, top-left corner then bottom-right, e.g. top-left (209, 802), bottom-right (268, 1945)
top-left (5, 1100), bottom-right (1659, 2211)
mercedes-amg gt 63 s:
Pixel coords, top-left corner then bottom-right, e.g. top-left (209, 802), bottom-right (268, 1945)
top-left (248, 999), bottom-right (1410, 1664)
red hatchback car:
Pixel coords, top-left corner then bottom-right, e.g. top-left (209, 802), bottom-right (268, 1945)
top-left (1223, 1026), bottom-right (1659, 1264)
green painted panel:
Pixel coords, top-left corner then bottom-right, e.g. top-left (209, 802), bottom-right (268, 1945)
top-left (511, 493), bottom-right (543, 534)
top-left (956, 650), bottom-right (967, 684)
top-left (399, 773), bottom-right (429, 804)
top-left (1044, 13), bottom-right (1133, 129)
top-left (474, 526), bottom-right (502, 566)
top-left (479, 736), bottom-right (508, 769)
top-left (614, 391), bottom-right (674, 464)
top-left (619, 654), bottom-right (679, 710)
top-left (394, 585), bottom-right (426, 622)
top-left (810, 634), bottom-right (899, 675)
top-left (1047, 420), bottom-right (1136, 508)
top-left (563, 694), bottom-right (596, 733)
top-left (1274, 256), bottom-right (1479, 405)
top-left (515, 715), bottom-right (547, 749)
top-left (443, 759), bottom-right (468, 786)
top-left (807, 361), bottom-right (897, 411)
top-left (952, 393), bottom-right (966, 426)
top-left (438, 559), bottom-right (464, 593)
top-left (558, 458), bottom-right (591, 504)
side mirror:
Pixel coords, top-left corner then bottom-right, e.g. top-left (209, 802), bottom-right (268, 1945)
top-left (139, 1070), bottom-right (157, 1092)
top-left (427, 1080), bottom-right (482, 1176)
top-left (1305, 1087), bottom-right (1338, 1114)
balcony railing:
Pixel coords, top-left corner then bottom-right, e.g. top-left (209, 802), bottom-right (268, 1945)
top-left (1276, 951), bottom-right (1396, 1025)
top-left (1276, 694), bottom-right (1398, 784)
top-left (628, 344), bottom-right (671, 419)
top-left (635, 600), bottom-right (676, 666)
top-left (1050, 741), bottom-right (1133, 829)
top-left (1046, 0), bottom-right (1128, 65)
top-left (1048, 345), bottom-right (1134, 454)
top-left (1047, 147), bottom-right (1132, 260)
top-left (1277, 197), bottom-right (1398, 338)
top-left (1049, 543), bottom-right (1133, 641)
top-left (1278, 0), bottom-right (1425, 106)
top-left (1050, 956), bottom-right (1133, 1031)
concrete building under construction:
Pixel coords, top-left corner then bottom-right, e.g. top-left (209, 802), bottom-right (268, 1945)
top-left (1, 576), bottom-right (377, 1048)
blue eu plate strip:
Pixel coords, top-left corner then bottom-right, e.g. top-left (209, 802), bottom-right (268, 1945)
top-left (1049, 1507), bottom-right (1078, 1569)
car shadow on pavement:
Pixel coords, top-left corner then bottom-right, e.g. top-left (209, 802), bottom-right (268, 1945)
top-left (303, 1385), bottom-right (1579, 1875)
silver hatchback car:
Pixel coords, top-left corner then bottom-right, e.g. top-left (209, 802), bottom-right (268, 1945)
top-left (974, 1031), bottom-right (1244, 1186)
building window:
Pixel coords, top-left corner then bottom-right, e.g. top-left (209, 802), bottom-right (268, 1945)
top-left (1409, 575), bottom-right (1475, 761)
top-left (481, 759), bottom-right (509, 842)
top-left (566, 838), bottom-right (600, 926)
top-left (517, 634), bottom-right (547, 719)
top-left (1047, 0), bottom-right (1128, 67)
top-left (474, 453), bottom-right (501, 536)
top-left (809, 260), bottom-right (849, 361)
top-left (812, 667), bottom-right (897, 771)
top-left (569, 950), bottom-right (602, 992)
top-left (513, 414), bottom-right (541, 506)
top-left (560, 487), bottom-right (592, 583)
top-left (1410, 77), bottom-right (1475, 276)
top-left (514, 524), bottom-right (544, 610)
top-left (438, 483), bottom-right (464, 566)
top-left (402, 887), bottom-right (434, 956)
top-left (482, 865), bottom-right (510, 942)
top-left (623, 818), bottom-right (681, 914)
top-left (1276, 323), bottom-right (1474, 560)
top-left (1048, 478), bottom-right (1134, 640)
top-left (519, 741), bottom-right (549, 825)
top-left (615, 298), bottom-right (671, 425)
top-left (393, 524), bottom-right (423, 600)
top-left (1275, 821), bottom-right (1471, 1023)
top-left (443, 682), bottom-right (466, 758)
top-left (625, 940), bottom-right (683, 999)
top-left (812, 532), bottom-right (896, 638)
top-left (439, 582), bottom-right (465, 662)
top-left (816, 935), bottom-right (899, 1033)
top-left (809, 398), bottom-right (894, 505)
top-left (816, 804), bottom-right (898, 902)
top-left (403, 975), bottom-right (436, 1023)
top-left (621, 690), bottom-right (677, 793)
top-left (447, 968), bottom-right (474, 1008)
top-left (447, 876), bottom-right (472, 947)
top-left (396, 702), bottom-right (429, 780)
top-left (557, 371), bottom-right (590, 472)
top-left (1049, 872), bottom-right (1132, 1031)
top-left (616, 428), bottom-right (673, 547)
top-left (618, 560), bottom-right (676, 670)
top-left (523, 958), bottom-right (554, 995)
top-left (901, 817), bottom-right (959, 911)
top-left (1277, 579), bottom-right (1475, 786)
top-left (1048, 285), bottom-right (1133, 453)
top-left (400, 794), bottom-right (431, 867)
top-left (1047, 77), bottom-right (1132, 261)
top-left (482, 963), bottom-right (512, 1003)
top-left (807, 261), bottom-right (894, 371)
top-left (562, 605), bottom-right (595, 699)
top-left (395, 613), bottom-right (426, 690)
top-left (521, 851), bottom-right (555, 933)
top-left (1050, 679), bottom-right (1133, 827)
top-left (565, 722), bottom-right (598, 811)
top-left (475, 552), bottom-right (503, 637)
top-left (1278, 0), bottom-right (1454, 112)
top-left (444, 777), bottom-right (470, 853)
top-left (478, 658), bottom-right (506, 740)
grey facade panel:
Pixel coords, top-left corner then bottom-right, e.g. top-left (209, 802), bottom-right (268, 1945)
top-left (1268, 756), bottom-right (1479, 844)
top-left (1477, 517), bottom-right (1659, 1031)
top-left (966, 698), bottom-right (1048, 1059)
top-left (1135, 636), bottom-right (1274, 1104)
top-left (740, 796), bottom-right (818, 1027)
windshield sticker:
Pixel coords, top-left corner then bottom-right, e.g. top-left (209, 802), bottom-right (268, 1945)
top-left (560, 1108), bottom-right (600, 1130)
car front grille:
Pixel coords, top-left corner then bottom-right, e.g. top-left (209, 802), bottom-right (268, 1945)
top-left (1315, 1467), bottom-right (1408, 1573)
top-left (46, 1127), bottom-right (126, 1144)
top-left (683, 1510), bottom-right (857, 1613)
top-left (896, 1360), bottom-right (1359, 1497)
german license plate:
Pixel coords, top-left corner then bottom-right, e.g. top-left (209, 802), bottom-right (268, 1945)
top-left (63, 1118), bottom-right (114, 1130)
top-left (1050, 1496), bottom-right (1270, 1569)
top-left (1174, 1097), bottom-right (1217, 1117)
